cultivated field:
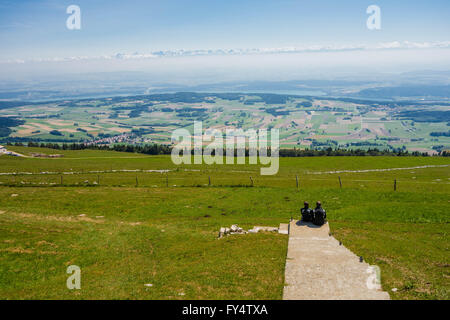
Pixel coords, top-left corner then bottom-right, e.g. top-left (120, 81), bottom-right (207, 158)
top-left (1, 93), bottom-right (449, 153)
top-left (0, 146), bottom-right (449, 299)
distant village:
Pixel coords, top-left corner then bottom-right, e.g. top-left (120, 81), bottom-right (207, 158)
top-left (0, 145), bottom-right (20, 156)
top-left (84, 133), bottom-right (154, 146)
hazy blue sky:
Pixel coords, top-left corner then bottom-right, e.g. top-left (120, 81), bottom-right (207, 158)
top-left (0, 0), bottom-right (449, 81)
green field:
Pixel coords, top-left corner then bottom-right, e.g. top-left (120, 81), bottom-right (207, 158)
top-left (0, 146), bottom-right (449, 299)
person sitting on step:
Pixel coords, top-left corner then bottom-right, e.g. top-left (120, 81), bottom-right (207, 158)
top-left (313, 201), bottom-right (327, 226)
top-left (300, 201), bottom-right (314, 222)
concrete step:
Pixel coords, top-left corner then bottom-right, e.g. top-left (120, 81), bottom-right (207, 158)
top-left (283, 220), bottom-right (390, 300)
top-left (279, 223), bottom-right (289, 234)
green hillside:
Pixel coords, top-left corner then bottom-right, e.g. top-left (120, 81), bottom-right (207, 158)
top-left (0, 148), bottom-right (449, 299)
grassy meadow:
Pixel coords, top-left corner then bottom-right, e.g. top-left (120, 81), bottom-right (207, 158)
top-left (0, 146), bottom-right (449, 299)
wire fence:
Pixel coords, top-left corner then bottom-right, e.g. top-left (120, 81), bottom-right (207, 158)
top-left (0, 170), bottom-right (448, 192)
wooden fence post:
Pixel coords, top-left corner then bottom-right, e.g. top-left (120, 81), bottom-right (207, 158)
top-left (338, 176), bottom-right (342, 188)
top-left (250, 176), bottom-right (254, 187)
top-left (60, 175), bottom-right (63, 185)
top-left (166, 174), bottom-right (169, 187)
top-left (209, 176), bottom-right (211, 186)
top-left (296, 175), bottom-right (299, 190)
top-left (136, 176), bottom-right (138, 187)
top-left (394, 179), bottom-right (397, 191)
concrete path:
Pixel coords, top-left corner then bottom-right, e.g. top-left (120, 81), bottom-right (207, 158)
top-left (283, 220), bottom-right (390, 300)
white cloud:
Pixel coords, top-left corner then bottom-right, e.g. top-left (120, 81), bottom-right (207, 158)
top-left (1, 41), bottom-right (450, 64)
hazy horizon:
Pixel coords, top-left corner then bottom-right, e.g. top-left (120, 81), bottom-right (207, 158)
top-left (1, 0), bottom-right (449, 83)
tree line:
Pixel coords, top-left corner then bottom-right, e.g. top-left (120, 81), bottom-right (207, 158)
top-left (9, 142), bottom-right (448, 157)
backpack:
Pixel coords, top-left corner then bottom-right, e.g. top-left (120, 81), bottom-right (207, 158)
top-left (313, 208), bottom-right (326, 226)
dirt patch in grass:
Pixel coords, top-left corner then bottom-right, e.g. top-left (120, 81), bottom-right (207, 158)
top-left (0, 247), bottom-right (34, 254)
top-left (4, 212), bottom-right (105, 224)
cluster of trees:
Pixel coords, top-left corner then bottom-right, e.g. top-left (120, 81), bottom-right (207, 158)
top-left (0, 117), bottom-right (25, 137)
top-left (269, 108), bottom-right (290, 116)
top-left (112, 103), bottom-right (154, 118)
top-left (396, 110), bottom-right (450, 123)
top-left (263, 107), bottom-right (290, 116)
top-left (130, 128), bottom-right (155, 135)
top-left (49, 130), bottom-right (63, 136)
top-left (109, 112), bottom-right (119, 119)
top-left (311, 140), bottom-right (338, 148)
top-left (176, 107), bottom-right (208, 120)
top-left (0, 101), bottom-right (37, 110)
top-left (255, 93), bottom-right (291, 104)
top-left (25, 141), bottom-right (172, 155)
top-left (279, 147), bottom-right (431, 157)
top-left (430, 131), bottom-right (450, 137)
top-left (32, 114), bottom-right (61, 119)
top-left (17, 142), bottom-right (443, 157)
top-left (345, 141), bottom-right (385, 147)
top-left (296, 101), bottom-right (313, 108)
top-left (432, 145), bottom-right (446, 153)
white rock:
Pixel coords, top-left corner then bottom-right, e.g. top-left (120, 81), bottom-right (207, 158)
top-left (230, 225), bottom-right (239, 232)
top-left (391, 288), bottom-right (398, 292)
top-left (254, 226), bottom-right (278, 232)
top-left (144, 283), bottom-right (153, 287)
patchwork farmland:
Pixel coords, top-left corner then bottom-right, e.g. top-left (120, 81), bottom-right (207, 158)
top-left (1, 93), bottom-right (449, 154)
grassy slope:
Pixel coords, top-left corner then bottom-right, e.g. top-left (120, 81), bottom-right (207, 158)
top-left (0, 148), bottom-right (449, 299)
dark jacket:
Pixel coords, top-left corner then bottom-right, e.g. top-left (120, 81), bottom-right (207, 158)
top-left (313, 206), bottom-right (327, 225)
top-left (301, 207), bottom-right (314, 222)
